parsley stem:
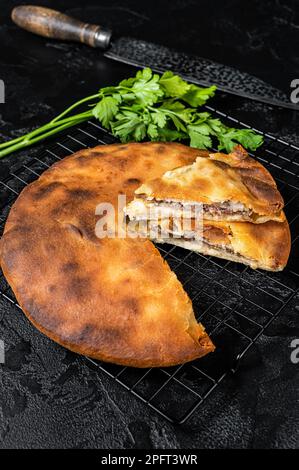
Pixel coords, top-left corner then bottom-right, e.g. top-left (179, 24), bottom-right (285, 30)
top-left (0, 94), bottom-right (98, 153)
top-left (50, 94), bottom-right (99, 124)
top-left (25, 111), bottom-right (93, 141)
top-left (0, 111), bottom-right (93, 153)
top-left (0, 114), bottom-right (92, 158)
top-left (0, 135), bottom-right (26, 149)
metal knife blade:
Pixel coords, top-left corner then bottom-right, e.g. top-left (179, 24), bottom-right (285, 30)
top-left (11, 6), bottom-right (298, 110)
top-left (106, 37), bottom-right (298, 110)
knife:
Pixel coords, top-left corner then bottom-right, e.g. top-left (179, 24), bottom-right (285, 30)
top-left (11, 5), bottom-right (298, 110)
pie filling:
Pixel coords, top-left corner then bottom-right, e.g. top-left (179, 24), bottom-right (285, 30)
top-left (165, 237), bottom-right (254, 264)
top-left (159, 231), bottom-right (236, 255)
top-left (127, 221), bottom-right (252, 263)
top-left (135, 197), bottom-right (254, 219)
top-left (164, 234), bottom-right (252, 263)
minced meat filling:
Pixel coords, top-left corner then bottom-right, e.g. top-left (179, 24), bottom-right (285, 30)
top-left (182, 236), bottom-right (235, 255)
top-left (167, 233), bottom-right (245, 258)
top-left (158, 230), bottom-right (246, 259)
top-left (148, 199), bottom-right (253, 217)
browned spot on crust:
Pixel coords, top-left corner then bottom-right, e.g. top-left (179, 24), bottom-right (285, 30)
top-left (213, 160), bottom-right (230, 171)
top-left (47, 243), bottom-right (56, 253)
top-left (70, 323), bottom-right (95, 344)
top-left (85, 151), bottom-right (104, 158)
top-left (67, 324), bottom-right (123, 347)
top-left (99, 327), bottom-right (123, 343)
top-left (0, 249), bottom-right (17, 271)
top-left (67, 276), bottom-right (92, 301)
top-left (33, 182), bottom-right (62, 199)
top-left (76, 215), bottom-right (98, 243)
top-left (192, 177), bottom-right (210, 192)
top-left (60, 262), bottom-right (80, 273)
top-left (229, 144), bottom-right (251, 163)
top-left (125, 178), bottom-right (141, 185)
top-left (113, 158), bottom-right (129, 170)
top-left (67, 188), bottom-right (95, 200)
top-left (236, 167), bottom-right (275, 186)
top-left (24, 298), bottom-right (64, 331)
top-left (122, 297), bottom-right (140, 315)
top-left (241, 175), bottom-right (284, 209)
top-left (145, 161), bottom-right (153, 170)
top-left (76, 155), bottom-right (91, 165)
top-left (50, 202), bottom-right (70, 217)
top-left (157, 145), bottom-right (167, 153)
top-left (14, 225), bottom-right (32, 235)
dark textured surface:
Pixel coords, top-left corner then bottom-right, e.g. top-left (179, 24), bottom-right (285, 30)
top-left (0, 0), bottom-right (299, 449)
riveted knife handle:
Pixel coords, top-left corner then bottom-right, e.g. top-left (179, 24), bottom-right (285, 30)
top-left (11, 5), bottom-right (112, 49)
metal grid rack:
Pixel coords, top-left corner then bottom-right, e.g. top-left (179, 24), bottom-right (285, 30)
top-left (0, 105), bottom-right (298, 424)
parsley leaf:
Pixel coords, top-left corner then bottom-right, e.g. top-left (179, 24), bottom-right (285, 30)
top-left (91, 69), bottom-right (263, 154)
top-left (151, 110), bottom-right (167, 128)
top-left (119, 77), bottom-right (136, 88)
top-left (133, 122), bottom-right (147, 141)
top-left (159, 71), bottom-right (191, 97)
top-left (147, 123), bottom-right (159, 139)
top-left (136, 68), bottom-right (152, 82)
top-left (187, 124), bottom-right (213, 149)
top-left (159, 101), bottom-right (193, 123)
top-left (217, 129), bottom-right (264, 152)
top-left (182, 85), bottom-right (217, 107)
top-left (92, 69), bottom-right (262, 153)
top-left (131, 68), bottom-right (163, 105)
top-left (157, 128), bottom-right (187, 142)
top-left (92, 97), bottom-right (119, 129)
top-left (110, 114), bottom-right (142, 142)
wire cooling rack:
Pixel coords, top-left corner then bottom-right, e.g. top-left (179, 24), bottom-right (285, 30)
top-left (0, 105), bottom-right (298, 424)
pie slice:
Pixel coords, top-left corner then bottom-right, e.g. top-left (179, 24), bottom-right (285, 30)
top-left (126, 217), bottom-right (291, 271)
top-left (125, 145), bottom-right (285, 224)
top-left (0, 142), bottom-right (215, 367)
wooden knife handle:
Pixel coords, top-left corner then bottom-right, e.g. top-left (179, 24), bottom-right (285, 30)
top-left (11, 5), bottom-right (112, 49)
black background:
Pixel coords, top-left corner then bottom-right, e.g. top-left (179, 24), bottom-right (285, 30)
top-left (0, 0), bottom-right (298, 449)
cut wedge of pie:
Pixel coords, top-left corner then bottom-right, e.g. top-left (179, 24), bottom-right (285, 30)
top-left (126, 145), bottom-right (285, 224)
top-left (125, 146), bottom-right (290, 271)
top-left (126, 217), bottom-right (290, 271)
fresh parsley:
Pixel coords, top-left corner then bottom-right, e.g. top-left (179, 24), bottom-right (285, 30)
top-left (0, 68), bottom-right (263, 158)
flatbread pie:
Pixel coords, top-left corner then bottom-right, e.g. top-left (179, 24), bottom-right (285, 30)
top-left (0, 142), bottom-right (215, 368)
top-left (126, 145), bottom-right (284, 224)
top-left (127, 217), bottom-right (290, 271)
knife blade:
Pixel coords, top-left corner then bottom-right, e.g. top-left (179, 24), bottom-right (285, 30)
top-left (11, 5), bottom-right (298, 110)
top-left (106, 37), bottom-right (297, 110)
